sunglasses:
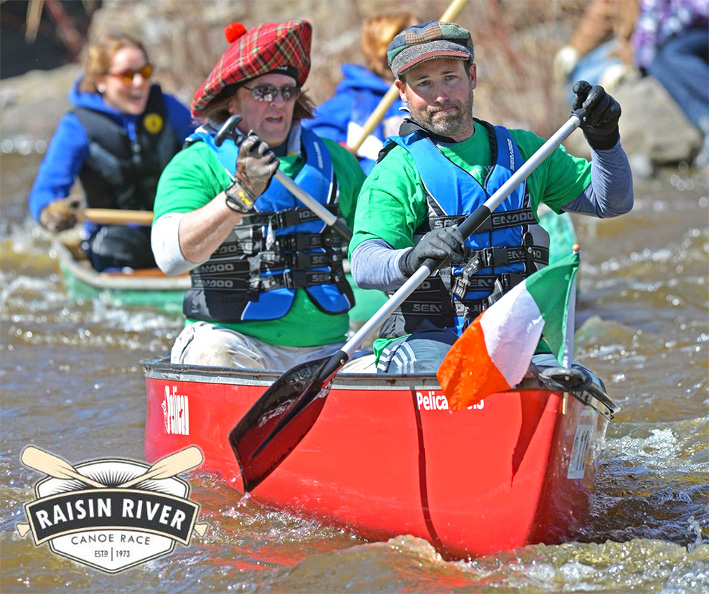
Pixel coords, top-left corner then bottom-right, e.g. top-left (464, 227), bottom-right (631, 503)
top-left (108, 64), bottom-right (154, 85)
top-left (242, 84), bottom-right (300, 103)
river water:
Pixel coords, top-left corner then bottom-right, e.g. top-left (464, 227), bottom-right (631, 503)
top-left (1, 149), bottom-right (707, 593)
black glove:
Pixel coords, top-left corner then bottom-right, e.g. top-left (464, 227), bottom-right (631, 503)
top-left (572, 80), bottom-right (621, 150)
top-left (235, 131), bottom-right (279, 198)
top-left (399, 227), bottom-right (465, 277)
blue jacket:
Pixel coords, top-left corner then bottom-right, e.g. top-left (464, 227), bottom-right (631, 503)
top-left (304, 64), bottom-right (405, 174)
top-left (29, 79), bottom-right (195, 222)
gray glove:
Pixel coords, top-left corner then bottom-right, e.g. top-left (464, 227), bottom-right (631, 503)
top-left (39, 197), bottom-right (80, 232)
top-left (235, 131), bottom-right (279, 198)
top-left (399, 227), bottom-right (465, 277)
top-left (572, 80), bottom-right (621, 150)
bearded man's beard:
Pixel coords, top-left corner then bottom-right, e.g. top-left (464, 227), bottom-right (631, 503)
top-left (420, 91), bottom-right (475, 138)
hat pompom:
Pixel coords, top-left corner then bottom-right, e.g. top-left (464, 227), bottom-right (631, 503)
top-left (225, 22), bottom-right (247, 43)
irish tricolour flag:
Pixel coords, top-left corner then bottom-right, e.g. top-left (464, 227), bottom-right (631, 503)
top-left (437, 251), bottom-right (580, 412)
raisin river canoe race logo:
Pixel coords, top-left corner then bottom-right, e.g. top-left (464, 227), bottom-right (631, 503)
top-left (17, 446), bottom-right (207, 573)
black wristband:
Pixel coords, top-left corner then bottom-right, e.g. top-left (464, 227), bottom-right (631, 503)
top-left (583, 127), bottom-right (620, 151)
top-left (224, 180), bottom-right (255, 214)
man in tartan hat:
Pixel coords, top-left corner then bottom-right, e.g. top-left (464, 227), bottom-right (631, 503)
top-left (348, 20), bottom-right (634, 375)
top-left (152, 20), bottom-right (367, 370)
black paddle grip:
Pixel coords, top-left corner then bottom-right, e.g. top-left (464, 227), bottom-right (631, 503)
top-left (214, 114), bottom-right (244, 147)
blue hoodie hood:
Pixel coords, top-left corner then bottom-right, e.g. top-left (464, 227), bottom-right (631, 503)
top-left (336, 64), bottom-right (392, 95)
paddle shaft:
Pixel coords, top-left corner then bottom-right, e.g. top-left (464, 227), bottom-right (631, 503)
top-left (215, 115), bottom-right (352, 241)
top-left (273, 171), bottom-right (351, 240)
top-left (340, 111), bottom-right (586, 360)
top-left (81, 208), bottom-right (154, 226)
top-left (348, 0), bottom-right (472, 153)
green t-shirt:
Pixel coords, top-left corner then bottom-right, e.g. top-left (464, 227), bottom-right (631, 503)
top-left (350, 121), bottom-right (591, 255)
top-left (348, 121), bottom-right (592, 359)
top-left (154, 136), bottom-right (365, 347)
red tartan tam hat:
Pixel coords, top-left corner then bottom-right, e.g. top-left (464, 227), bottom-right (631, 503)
top-left (191, 20), bottom-right (312, 117)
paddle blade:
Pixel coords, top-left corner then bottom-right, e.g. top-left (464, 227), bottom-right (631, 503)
top-left (229, 352), bottom-right (346, 492)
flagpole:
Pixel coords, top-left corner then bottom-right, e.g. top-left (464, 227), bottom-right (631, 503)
top-left (562, 245), bottom-right (580, 368)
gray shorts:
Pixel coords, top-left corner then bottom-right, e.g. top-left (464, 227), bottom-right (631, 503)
top-left (171, 321), bottom-right (347, 370)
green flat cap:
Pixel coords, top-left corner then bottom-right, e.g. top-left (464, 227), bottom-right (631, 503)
top-left (387, 20), bottom-right (474, 77)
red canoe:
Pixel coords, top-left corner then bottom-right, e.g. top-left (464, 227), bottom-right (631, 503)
top-left (142, 358), bottom-right (617, 559)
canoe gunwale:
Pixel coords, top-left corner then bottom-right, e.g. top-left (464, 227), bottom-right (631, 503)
top-left (54, 240), bottom-right (191, 291)
top-left (140, 356), bottom-right (618, 418)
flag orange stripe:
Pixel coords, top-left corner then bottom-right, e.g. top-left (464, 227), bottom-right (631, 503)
top-left (437, 315), bottom-right (512, 412)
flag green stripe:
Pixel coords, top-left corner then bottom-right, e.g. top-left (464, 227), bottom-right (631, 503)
top-left (525, 251), bottom-right (580, 361)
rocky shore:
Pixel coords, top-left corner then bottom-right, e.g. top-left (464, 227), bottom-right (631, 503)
top-left (1, 0), bottom-right (702, 171)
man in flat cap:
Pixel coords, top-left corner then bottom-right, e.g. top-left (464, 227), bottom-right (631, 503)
top-left (349, 20), bottom-right (634, 374)
top-left (152, 20), bottom-right (365, 369)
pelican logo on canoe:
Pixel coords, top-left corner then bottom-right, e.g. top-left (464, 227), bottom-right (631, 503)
top-left (17, 446), bottom-right (206, 573)
top-left (416, 390), bottom-right (485, 411)
top-left (162, 386), bottom-right (190, 435)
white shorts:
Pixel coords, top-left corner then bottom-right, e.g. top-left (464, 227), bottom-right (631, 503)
top-left (171, 321), bottom-right (375, 372)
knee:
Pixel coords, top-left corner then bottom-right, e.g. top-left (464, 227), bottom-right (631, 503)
top-left (171, 324), bottom-right (242, 367)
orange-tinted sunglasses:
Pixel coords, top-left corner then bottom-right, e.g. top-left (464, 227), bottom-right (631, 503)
top-left (108, 64), bottom-right (154, 85)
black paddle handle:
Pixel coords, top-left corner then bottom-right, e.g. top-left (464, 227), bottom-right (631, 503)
top-left (215, 114), bottom-right (244, 147)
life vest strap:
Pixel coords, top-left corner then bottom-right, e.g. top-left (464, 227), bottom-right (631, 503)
top-left (241, 205), bottom-right (341, 230)
top-left (257, 250), bottom-right (342, 271)
top-left (429, 208), bottom-right (537, 233)
top-left (258, 268), bottom-right (347, 291)
top-left (452, 271), bottom-right (525, 298)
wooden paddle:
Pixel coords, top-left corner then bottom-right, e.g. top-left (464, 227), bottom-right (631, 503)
top-left (79, 208), bottom-right (154, 227)
top-left (117, 446), bottom-right (203, 488)
top-left (228, 110), bottom-right (589, 492)
top-left (215, 115), bottom-right (353, 241)
top-left (348, 0), bottom-right (472, 153)
top-left (21, 446), bottom-right (106, 488)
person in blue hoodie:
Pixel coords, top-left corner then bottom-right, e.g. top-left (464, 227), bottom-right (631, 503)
top-left (28, 33), bottom-right (195, 271)
top-left (304, 12), bottom-right (417, 174)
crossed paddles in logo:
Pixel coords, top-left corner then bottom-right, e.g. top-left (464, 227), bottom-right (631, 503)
top-left (18, 446), bottom-right (207, 573)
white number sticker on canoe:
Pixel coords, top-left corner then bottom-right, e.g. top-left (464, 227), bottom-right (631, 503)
top-left (567, 410), bottom-right (597, 479)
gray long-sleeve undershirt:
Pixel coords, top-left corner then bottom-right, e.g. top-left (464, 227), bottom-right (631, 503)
top-left (351, 141), bottom-right (634, 291)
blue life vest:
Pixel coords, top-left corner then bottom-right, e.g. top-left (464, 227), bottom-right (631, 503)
top-left (182, 126), bottom-right (354, 323)
top-left (379, 120), bottom-right (550, 338)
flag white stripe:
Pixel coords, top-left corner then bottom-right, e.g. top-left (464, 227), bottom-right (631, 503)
top-left (479, 281), bottom-right (545, 385)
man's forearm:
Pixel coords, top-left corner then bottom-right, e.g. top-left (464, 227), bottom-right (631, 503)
top-left (562, 141), bottom-right (634, 217)
top-left (350, 239), bottom-right (410, 290)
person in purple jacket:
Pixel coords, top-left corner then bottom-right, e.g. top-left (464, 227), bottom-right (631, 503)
top-left (632, 0), bottom-right (709, 167)
top-left (29, 33), bottom-right (195, 271)
top-left (304, 12), bottom-right (417, 174)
